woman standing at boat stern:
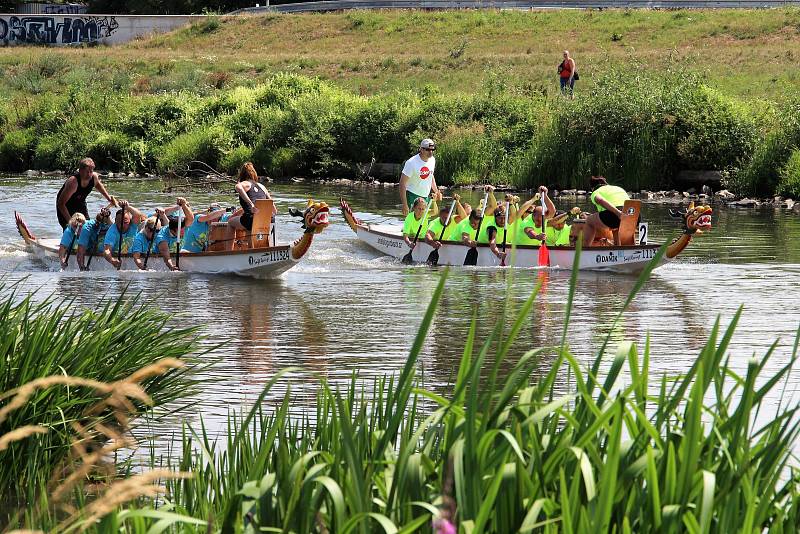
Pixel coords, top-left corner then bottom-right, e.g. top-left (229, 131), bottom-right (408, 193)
top-left (56, 158), bottom-right (117, 229)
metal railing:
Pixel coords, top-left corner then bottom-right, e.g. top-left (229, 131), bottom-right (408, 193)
top-left (231, 0), bottom-right (800, 13)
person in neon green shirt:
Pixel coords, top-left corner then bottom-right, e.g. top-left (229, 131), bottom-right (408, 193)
top-left (514, 186), bottom-right (555, 246)
top-left (482, 204), bottom-right (510, 262)
top-left (581, 175), bottom-right (630, 246)
top-left (426, 193), bottom-right (468, 250)
top-left (544, 211), bottom-right (572, 246)
top-left (402, 196), bottom-right (434, 249)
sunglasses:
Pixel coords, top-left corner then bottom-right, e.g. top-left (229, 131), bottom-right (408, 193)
top-left (423, 147), bottom-right (436, 152)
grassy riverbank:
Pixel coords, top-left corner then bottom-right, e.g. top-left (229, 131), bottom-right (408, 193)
top-left (5, 261), bottom-right (800, 532)
top-left (0, 10), bottom-right (799, 194)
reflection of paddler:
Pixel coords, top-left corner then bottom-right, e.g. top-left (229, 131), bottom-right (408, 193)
top-left (582, 175), bottom-right (631, 246)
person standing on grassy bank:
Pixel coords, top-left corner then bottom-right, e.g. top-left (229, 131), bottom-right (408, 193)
top-left (400, 139), bottom-right (439, 216)
top-left (56, 158), bottom-right (117, 229)
top-left (558, 50), bottom-right (577, 99)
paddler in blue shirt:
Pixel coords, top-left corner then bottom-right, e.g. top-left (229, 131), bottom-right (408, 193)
top-left (58, 213), bottom-right (86, 270)
top-left (155, 198), bottom-right (194, 271)
top-left (103, 200), bottom-right (146, 269)
top-left (76, 207), bottom-right (113, 271)
top-left (181, 203), bottom-right (230, 253)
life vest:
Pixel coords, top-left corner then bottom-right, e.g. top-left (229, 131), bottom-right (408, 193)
top-left (515, 216), bottom-right (543, 246)
top-left (590, 185), bottom-right (629, 212)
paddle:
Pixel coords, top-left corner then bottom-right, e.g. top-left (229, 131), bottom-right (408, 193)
top-left (116, 223), bottom-right (123, 271)
top-left (62, 229), bottom-right (77, 270)
top-left (538, 192), bottom-right (550, 268)
top-left (500, 200), bottom-right (509, 267)
top-left (402, 202), bottom-right (431, 265)
top-left (175, 211), bottom-right (182, 270)
top-left (464, 190), bottom-right (490, 266)
top-left (426, 200), bottom-right (457, 266)
top-left (142, 226), bottom-right (155, 270)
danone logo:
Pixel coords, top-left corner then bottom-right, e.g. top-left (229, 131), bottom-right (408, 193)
top-left (419, 166), bottom-right (431, 180)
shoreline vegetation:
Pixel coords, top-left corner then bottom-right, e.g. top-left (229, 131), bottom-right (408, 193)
top-left (0, 11), bottom-right (799, 198)
top-left (4, 261), bottom-right (800, 531)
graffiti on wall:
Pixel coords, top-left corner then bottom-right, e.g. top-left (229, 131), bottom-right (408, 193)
top-left (0, 16), bottom-right (119, 45)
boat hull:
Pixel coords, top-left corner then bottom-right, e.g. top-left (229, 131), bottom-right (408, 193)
top-left (16, 213), bottom-right (302, 279)
top-left (355, 224), bottom-right (666, 274)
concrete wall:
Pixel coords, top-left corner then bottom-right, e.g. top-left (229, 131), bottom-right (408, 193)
top-left (0, 14), bottom-right (206, 46)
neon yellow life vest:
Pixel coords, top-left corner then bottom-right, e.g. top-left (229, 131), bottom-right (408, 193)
top-left (515, 216), bottom-right (543, 246)
top-left (428, 217), bottom-right (458, 241)
top-left (590, 185), bottom-right (629, 212)
top-left (402, 211), bottom-right (429, 238)
top-left (545, 224), bottom-right (571, 246)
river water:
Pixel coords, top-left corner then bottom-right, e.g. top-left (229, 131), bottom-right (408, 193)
top-left (2, 174), bottom-right (800, 443)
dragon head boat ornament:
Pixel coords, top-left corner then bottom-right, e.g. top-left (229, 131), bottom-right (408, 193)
top-left (289, 200), bottom-right (330, 260)
top-left (666, 202), bottom-right (713, 258)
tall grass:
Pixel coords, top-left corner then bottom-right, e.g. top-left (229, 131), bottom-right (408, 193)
top-left (39, 250), bottom-right (794, 532)
top-left (0, 283), bottom-right (201, 518)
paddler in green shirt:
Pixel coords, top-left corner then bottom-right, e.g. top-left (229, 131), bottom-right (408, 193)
top-left (544, 210), bottom-right (572, 246)
top-left (582, 175), bottom-right (630, 246)
top-left (514, 186), bottom-right (556, 246)
top-left (425, 193), bottom-right (468, 249)
top-left (402, 196), bottom-right (436, 249)
top-left (458, 185), bottom-right (496, 248)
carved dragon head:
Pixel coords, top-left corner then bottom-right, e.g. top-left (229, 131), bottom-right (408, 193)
top-left (670, 202), bottom-right (713, 234)
top-left (290, 200), bottom-right (330, 234)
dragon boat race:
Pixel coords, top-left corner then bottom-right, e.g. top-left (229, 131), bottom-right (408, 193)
top-left (2, 4), bottom-right (800, 532)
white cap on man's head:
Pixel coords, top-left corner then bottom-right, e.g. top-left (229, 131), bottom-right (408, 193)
top-left (420, 138), bottom-right (436, 149)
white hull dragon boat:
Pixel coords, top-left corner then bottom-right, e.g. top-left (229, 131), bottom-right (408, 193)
top-left (340, 198), bottom-right (712, 274)
top-left (15, 199), bottom-right (330, 278)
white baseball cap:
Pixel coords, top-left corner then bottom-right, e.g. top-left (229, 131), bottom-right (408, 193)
top-left (420, 138), bottom-right (436, 149)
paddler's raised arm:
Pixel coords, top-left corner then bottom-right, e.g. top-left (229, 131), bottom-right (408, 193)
top-left (484, 185), bottom-right (498, 215)
top-left (453, 193), bottom-right (468, 223)
top-left (505, 194), bottom-right (521, 224)
top-left (540, 186), bottom-right (556, 219)
top-left (517, 193), bottom-right (541, 219)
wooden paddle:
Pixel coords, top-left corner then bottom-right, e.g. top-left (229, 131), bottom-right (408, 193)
top-left (426, 200), bottom-right (457, 266)
top-left (500, 200), bottom-right (509, 267)
top-left (402, 202), bottom-right (431, 265)
top-left (538, 192), bottom-right (550, 268)
top-left (464, 190), bottom-right (490, 266)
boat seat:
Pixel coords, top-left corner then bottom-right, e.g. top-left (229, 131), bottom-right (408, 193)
top-left (250, 198), bottom-right (274, 249)
top-left (617, 199), bottom-right (642, 246)
top-left (208, 222), bottom-right (228, 252)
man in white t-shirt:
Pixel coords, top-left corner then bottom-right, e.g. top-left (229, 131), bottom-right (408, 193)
top-left (400, 138), bottom-right (439, 216)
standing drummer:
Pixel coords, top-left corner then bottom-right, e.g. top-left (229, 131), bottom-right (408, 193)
top-left (399, 138), bottom-right (439, 216)
top-left (56, 158), bottom-right (117, 229)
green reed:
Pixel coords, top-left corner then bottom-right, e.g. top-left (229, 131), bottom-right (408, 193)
top-left (7, 247), bottom-right (800, 532)
top-left (0, 282), bottom-right (200, 515)
top-left (79, 247), bottom-right (798, 533)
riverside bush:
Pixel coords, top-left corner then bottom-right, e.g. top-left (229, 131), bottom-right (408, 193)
top-left (0, 71), bottom-right (787, 193)
top-left (157, 124), bottom-right (234, 172)
top-left (0, 128), bottom-right (36, 172)
top-left (778, 149), bottom-right (800, 198)
top-left (732, 98), bottom-right (800, 196)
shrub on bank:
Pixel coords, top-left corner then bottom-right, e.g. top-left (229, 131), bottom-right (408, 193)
top-left (0, 128), bottom-right (36, 172)
top-left (778, 149), bottom-right (800, 198)
top-left (0, 71), bottom-right (787, 195)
